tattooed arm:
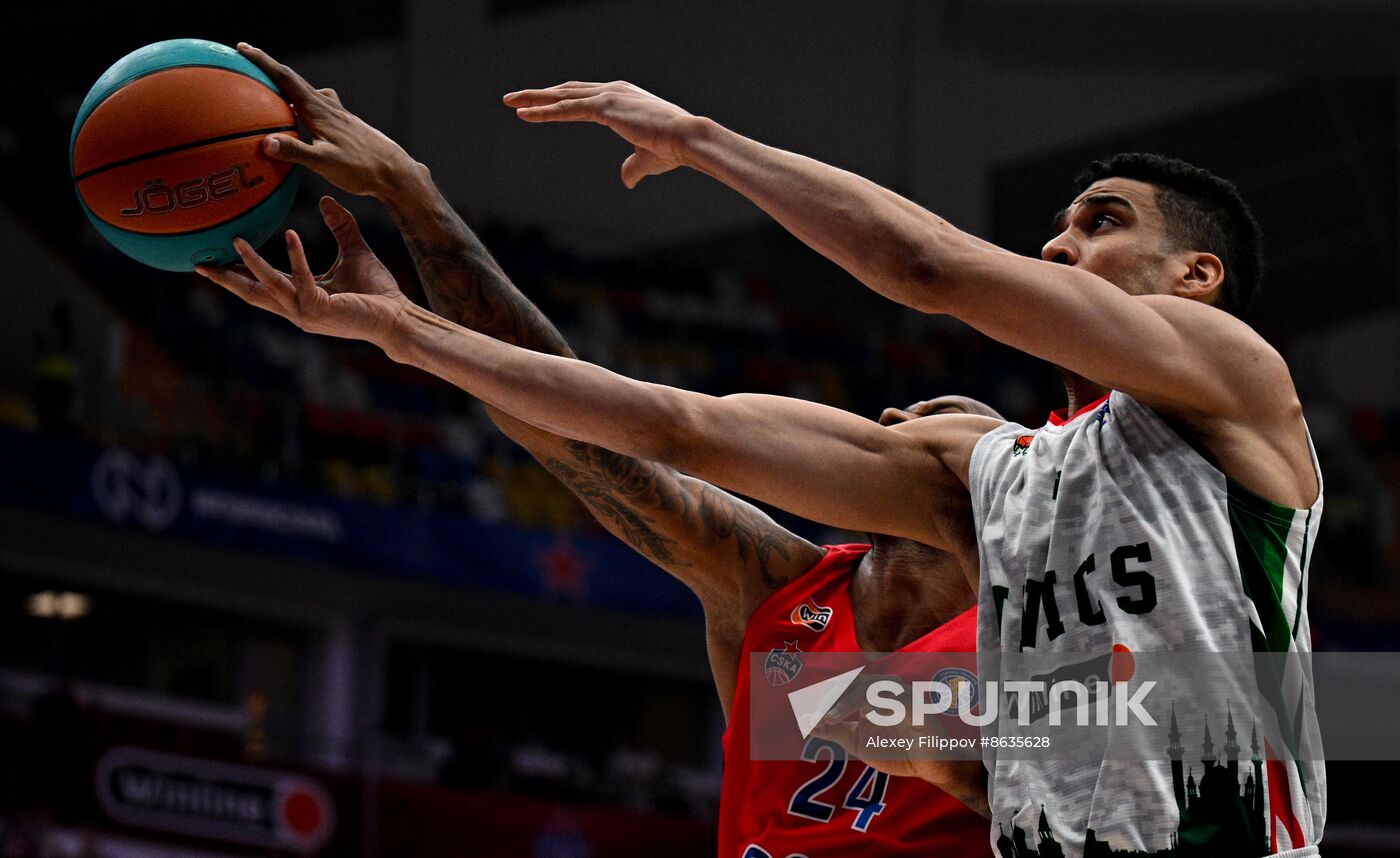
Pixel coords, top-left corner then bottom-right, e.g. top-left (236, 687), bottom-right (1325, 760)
top-left (224, 45), bottom-right (824, 672)
top-left (378, 172), bottom-right (826, 707)
top-left (375, 166), bottom-right (823, 611)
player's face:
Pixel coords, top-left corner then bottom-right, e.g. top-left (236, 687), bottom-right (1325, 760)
top-left (1041, 178), bottom-right (1178, 297)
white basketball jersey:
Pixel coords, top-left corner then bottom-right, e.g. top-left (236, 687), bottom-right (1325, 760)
top-left (969, 391), bottom-right (1325, 858)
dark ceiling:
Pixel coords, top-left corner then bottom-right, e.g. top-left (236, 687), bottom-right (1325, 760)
top-left (1, 0), bottom-right (405, 99)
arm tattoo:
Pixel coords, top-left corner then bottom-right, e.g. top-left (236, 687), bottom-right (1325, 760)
top-left (542, 442), bottom-right (692, 568)
top-left (390, 189), bottom-right (712, 567)
top-left (544, 443), bottom-right (802, 591)
top-left (391, 189), bottom-right (574, 358)
top-left (697, 482), bottom-right (798, 591)
top-left (389, 186), bottom-right (808, 589)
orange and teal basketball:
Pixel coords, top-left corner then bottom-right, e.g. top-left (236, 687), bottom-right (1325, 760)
top-left (70, 39), bottom-right (302, 272)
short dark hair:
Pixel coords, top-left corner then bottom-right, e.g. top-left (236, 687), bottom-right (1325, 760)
top-left (1074, 153), bottom-right (1263, 317)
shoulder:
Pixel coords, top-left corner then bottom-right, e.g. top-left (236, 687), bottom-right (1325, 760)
top-left (1131, 294), bottom-right (1297, 424)
top-left (1126, 297), bottom-right (1317, 503)
top-left (739, 543), bottom-right (865, 630)
top-left (1115, 389), bottom-right (1319, 511)
top-left (760, 543), bottom-right (867, 600)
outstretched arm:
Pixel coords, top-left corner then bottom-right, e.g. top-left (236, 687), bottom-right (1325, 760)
top-left (380, 179), bottom-right (838, 616)
top-left (503, 84), bottom-right (1311, 500)
top-left (226, 44), bottom-right (826, 625)
top-left (384, 174), bottom-right (828, 611)
top-left (199, 230), bottom-right (995, 555)
top-left (388, 302), bottom-right (994, 551)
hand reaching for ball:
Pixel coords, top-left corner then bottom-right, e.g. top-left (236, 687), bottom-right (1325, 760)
top-left (198, 196), bottom-right (412, 348)
top-left (235, 43), bottom-right (421, 200)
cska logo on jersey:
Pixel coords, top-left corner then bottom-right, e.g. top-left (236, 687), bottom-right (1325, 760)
top-left (789, 599), bottom-right (834, 633)
top-left (1011, 434), bottom-right (1036, 457)
top-left (764, 642), bottom-right (804, 686)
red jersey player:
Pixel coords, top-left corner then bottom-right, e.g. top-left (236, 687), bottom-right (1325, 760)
top-left (218, 45), bottom-right (994, 857)
top-left (724, 545), bottom-right (984, 856)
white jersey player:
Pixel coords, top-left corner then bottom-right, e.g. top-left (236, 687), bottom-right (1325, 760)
top-left (492, 87), bottom-right (1326, 855)
top-left (972, 389), bottom-right (1323, 856)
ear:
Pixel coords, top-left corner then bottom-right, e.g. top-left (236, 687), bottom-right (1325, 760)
top-left (1176, 251), bottom-right (1225, 303)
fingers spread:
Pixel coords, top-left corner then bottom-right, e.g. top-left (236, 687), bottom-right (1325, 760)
top-left (318, 196), bottom-right (366, 253)
top-left (232, 236), bottom-right (296, 301)
top-left (284, 230), bottom-right (321, 312)
top-left (316, 255), bottom-right (346, 292)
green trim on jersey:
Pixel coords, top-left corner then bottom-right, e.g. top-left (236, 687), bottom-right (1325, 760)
top-left (1227, 479), bottom-right (1298, 653)
top-left (1293, 509), bottom-right (1312, 639)
top-left (1228, 479), bottom-right (1310, 773)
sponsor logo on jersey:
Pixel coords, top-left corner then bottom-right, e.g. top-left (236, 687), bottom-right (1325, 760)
top-left (1011, 434), bottom-right (1035, 457)
top-left (789, 599), bottom-right (834, 632)
top-left (764, 641), bottom-right (804, 687)
top-left (932, 667), bottom-right (979, 715)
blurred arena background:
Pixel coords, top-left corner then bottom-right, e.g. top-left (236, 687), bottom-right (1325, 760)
top-left (2, 1), bottom-right (1398, 856)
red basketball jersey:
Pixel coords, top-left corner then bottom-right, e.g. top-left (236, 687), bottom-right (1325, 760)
top-left (719, 544), bottom-right (986, 857)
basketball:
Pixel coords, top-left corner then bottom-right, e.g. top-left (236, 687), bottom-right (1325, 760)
top-left (70, 39), bottom-right (302, 272)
